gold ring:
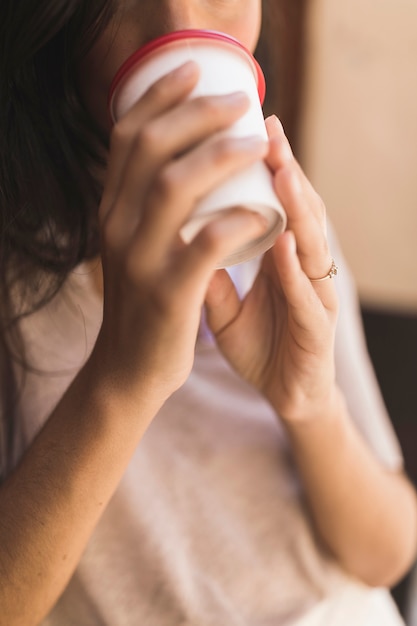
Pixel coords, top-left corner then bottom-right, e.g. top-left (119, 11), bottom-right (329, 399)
top-left (310, 259), bottom-right (338, 282)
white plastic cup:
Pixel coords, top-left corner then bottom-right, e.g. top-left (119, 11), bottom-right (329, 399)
top-left (108, 30), bottom-right (287, 267)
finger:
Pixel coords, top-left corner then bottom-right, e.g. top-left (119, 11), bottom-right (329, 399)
top-left (274, 165), bottom-right (332, 281)
top-left (132, 136), bottom-right (269, 264)
top-left (101, 93), bottom-right (252, 255)
top-left (108, 92), bottom-right (251, 232)
top-left (264, 117), bottom-right (332, 279)
top-left (204, 269), bottom-right (241, 336)
top-left (163, 209), bottom-right (267, 303)
top-left (100, 61), bottom-right (200, 221)
top-left (134, 91), bottom-right (250, 162)
top-left (264, 115), bottom-right (293, 167)
top-left (265, 115), bottom-right (326, 229)
top-left (272, 231), bottom-right (338, 326)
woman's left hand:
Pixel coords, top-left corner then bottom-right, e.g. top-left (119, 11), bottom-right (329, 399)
top-left (204, 115), bottom-right (339, 423)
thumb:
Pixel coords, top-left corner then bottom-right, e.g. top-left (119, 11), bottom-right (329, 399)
top-left (204, 269), bottom-right (241, 337)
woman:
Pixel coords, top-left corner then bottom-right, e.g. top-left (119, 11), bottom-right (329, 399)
top-left (0, 1), bottom-right (416, 624)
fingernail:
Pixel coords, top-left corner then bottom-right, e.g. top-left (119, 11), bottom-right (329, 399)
top-left (238, 135), bottom-right (269, 152)
top-left (223, 91), bottom-right (249, 107)
top-left (173, 60), bottom-right (199, 79)
top-left (268, 115), bottom-right (284, 133)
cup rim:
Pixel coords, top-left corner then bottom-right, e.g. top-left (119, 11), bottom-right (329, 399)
top-left (108, 29), bottom-right (266, 119)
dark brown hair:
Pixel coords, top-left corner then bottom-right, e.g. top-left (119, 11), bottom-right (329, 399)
top-left (0, 0), bottom-right (115, 478)
top-left (0, 0), bottom-right (306, 477)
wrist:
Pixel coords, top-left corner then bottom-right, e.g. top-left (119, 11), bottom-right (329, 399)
top-left (280, 387), bottom-right (353, 470)
top-left (79, 349), bottom-right (165, 436)
top-left (278, 383), bottom-right (344, 430)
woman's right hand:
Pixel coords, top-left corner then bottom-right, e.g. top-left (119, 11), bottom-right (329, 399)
top-left (90, 61), bottom-right (267, 411)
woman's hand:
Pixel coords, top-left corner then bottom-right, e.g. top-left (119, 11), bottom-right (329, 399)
top-left (90, 61), bottom-right (268, 409)
top-left (205, 115), bottom-right (339, 423)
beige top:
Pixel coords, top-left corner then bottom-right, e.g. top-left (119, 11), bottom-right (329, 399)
top-left (12, 227), bottom-right (404, 625)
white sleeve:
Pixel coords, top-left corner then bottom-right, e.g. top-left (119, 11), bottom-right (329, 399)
top-left (329, 223), bottom-right (404, 471)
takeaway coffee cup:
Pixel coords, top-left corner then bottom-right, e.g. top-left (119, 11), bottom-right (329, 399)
top-left (108, 30), bottom-right (287, 267)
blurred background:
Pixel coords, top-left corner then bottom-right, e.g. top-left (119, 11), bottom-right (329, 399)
top-left (274, 0), bottom-right (417, 621)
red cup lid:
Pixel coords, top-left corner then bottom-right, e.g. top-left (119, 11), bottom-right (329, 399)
top-left (108, 29), bottom-right (266, 115)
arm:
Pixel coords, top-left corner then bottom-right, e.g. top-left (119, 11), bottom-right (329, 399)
top-left (284, 388), bottom-right (417, 587)
top-left (0, 62), bottom-right (268, 626)
top-left (205, 114), bottom-right (417, 588)
top-left (0, 365), bottom-right (158, 626)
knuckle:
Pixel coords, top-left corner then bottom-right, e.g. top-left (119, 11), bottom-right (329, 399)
top-left (111, 120), bottom-right (132, 147)
top-left (147, 76), bottom-right (172, 102)
top-left (195, 226), bottom-right (221, 254)
top-left (210, 137), bottom-right (236, 165)
top-left (320, 240), bottom-right (330, 259)
top-left (316, 193), bottom-right (327, 219)
top-left (193, 96), bottom-right (223, 121)
top-left (101, 210), bottom-right (121, 247)
top-left (134, 123), bottom-right (160, 153)
top-left (111, 121), bottom-right (162, 158)
top-left (152, 166), bottom-right (181, 202)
